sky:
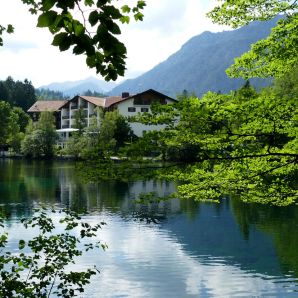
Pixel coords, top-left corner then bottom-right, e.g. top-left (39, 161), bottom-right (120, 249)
top-left (0, 0), bottom-right (227, 87)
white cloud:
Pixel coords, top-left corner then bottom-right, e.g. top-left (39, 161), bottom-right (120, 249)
top-left (0, 0), bottom-right (227, 87)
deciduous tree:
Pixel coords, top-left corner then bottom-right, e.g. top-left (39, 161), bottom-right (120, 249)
top-left (21, 111), bottom-right (58, 158)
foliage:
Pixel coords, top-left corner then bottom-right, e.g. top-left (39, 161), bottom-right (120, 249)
top-left (36, 88), bottom-right (69, 100)
top-left (74, 108), bottom-right (87, 135)
top-left (0, 0), bottom-right (146, 81)
top-left (65, 110), bottom-right (133, 159)
top-left (0, 101), bottom-right (12, 148)
top-left (125, 72), bottom-right (298, 206)
top-left (0, 208), bottom-right (107, 297)
top-left (7, 111), bottom-right (24, 153)
top-left (0, 77), bottom-right (36, 111)
top-left (21, 112), bottom-right (58, 158)
top-left (0, 101), bottom-right (26, 152)
top-left (12, 106), bottom-right (31, 133)
top-left (208, 0), bottom-right (298, 78)
top-left (0, 23), bottom-right (13, 46)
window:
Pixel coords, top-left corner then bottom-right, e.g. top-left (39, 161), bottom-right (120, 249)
top-left (141, 107), bottom-right (149, 112)
top-left (128, 107), bottom-right (136, 112)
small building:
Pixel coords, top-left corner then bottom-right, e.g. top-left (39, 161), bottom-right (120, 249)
top-left (28, 89), bottom-right (176, 146)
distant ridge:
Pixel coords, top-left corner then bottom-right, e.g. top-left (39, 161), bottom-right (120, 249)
top-left (110, 17), bottom-right (280, 97)
top-left (39, 77), bottom-right (117, 97)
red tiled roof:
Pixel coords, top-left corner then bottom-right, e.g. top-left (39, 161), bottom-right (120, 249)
top-left (27, 100), bottom-right (67, 112)
top-left (79, 95), bottom-right (124, 108)
top-left (79, 96), bottom-right (106, 107)
top-left (105, 96), bottom-right (124, 108)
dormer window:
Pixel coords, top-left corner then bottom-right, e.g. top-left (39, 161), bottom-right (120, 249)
top-left (141, 107), bottom-right (149, 112)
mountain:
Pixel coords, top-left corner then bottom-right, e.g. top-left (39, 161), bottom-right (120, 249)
top-left (39, 77), bottom-right (117, 97)
top-left (110, 18), bottom-right (280, 97)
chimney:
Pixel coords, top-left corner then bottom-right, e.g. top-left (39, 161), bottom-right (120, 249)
top-left (122, 92), bottom-right (130, 98)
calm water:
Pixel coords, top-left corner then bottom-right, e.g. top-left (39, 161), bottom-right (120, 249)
top-left (1, 159), bottom-right (298, 297)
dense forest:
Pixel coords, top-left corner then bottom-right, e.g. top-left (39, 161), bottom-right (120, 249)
top-left (0, 77), bottom-right (36, 111)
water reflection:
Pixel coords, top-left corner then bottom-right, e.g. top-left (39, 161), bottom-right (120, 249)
top-left (0, 159), bottom-right (298, 297)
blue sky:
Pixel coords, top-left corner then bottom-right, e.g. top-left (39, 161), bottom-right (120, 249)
top-left (0, 0), bottom-right (227, 87)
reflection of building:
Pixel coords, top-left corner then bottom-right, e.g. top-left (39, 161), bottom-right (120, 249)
top-left (28, 89), bottom-right (176, 146)
top-left (56, 167), bottom-right (178, 215)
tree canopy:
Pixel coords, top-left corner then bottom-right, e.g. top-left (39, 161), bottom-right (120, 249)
top-left (0, 101), bottom-right (29, 152)
top-left (0, 77), bottom-right (36, 111)
top-left (116, 72), bottom-right (297, 206)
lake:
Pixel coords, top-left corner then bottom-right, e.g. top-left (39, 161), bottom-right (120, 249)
top-left (1, 159), bottom-right (298, 297)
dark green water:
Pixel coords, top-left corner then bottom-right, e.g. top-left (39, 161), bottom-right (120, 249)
top-left (1, 159), bottom-right (298, 297)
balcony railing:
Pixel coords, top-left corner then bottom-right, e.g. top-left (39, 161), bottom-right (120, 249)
top-left (71, 105), bottom-right (78, 109)
top-left (62, 125), bottom-right (69, 129)
top-left (62, 115), bottom-right (69, 119)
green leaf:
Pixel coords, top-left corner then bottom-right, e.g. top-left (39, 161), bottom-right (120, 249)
top-left (104, 6), bottom-right (122, 19)
top-left (37, 11), bottom-right (58, 27)
top-left (121, 5), bottom-right (131, 13)
top-left (137, 0), bottom-right (146, 9)
top-left (134, 12), bottom-right (144, 21)
top-left (84, 0), bottom-right (94, 6)
top-left (110, 23), bottom-right (121, 35)
top-left (86, 55), bottom-right (96, 68)
top-left (120, 16), bottom-right (130, 24)
top-left (7, 24), bottom-right (14, 34)
top-left (73, 21), bottom-right (85, 37)
top-left (52, 32), bottom-right (68, 46)
top-left (19, 239), bottom-right (26, 250)
top-left (41, 0), bottom-right (56, 11)
top-left (89, 11), bottom-right (99, 26)
top-left (73, 45), bottom-right (85, 55)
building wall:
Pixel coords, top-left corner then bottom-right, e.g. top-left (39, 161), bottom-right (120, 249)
top-left (116, 97), bottom-right (175, 137)
top-left (60, 97), bottom-right (98, 129)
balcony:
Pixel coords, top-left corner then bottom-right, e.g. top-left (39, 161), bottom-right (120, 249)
top-left (71, 105), bottom-right (78, 109)
top-left (62, 115), bottom-right (69, 119)
top-left (62, 125), bottom-right (69, 129)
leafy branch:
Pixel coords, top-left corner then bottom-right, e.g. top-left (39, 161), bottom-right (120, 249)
top-left (0, 208), bottom-right (107, 297)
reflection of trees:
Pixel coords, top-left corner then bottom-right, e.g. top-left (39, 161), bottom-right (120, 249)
top-left (0, 159), bottom-right (61, 218)
top-left (231, 198), bottom-right (298, 277)
top-left (0, 160), bottom-right (185, 221)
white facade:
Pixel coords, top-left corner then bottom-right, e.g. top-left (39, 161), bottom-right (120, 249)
top-left (115, 97), bottom-right (175, 137)
top-left (60, 97), bottom-right (99, 130)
